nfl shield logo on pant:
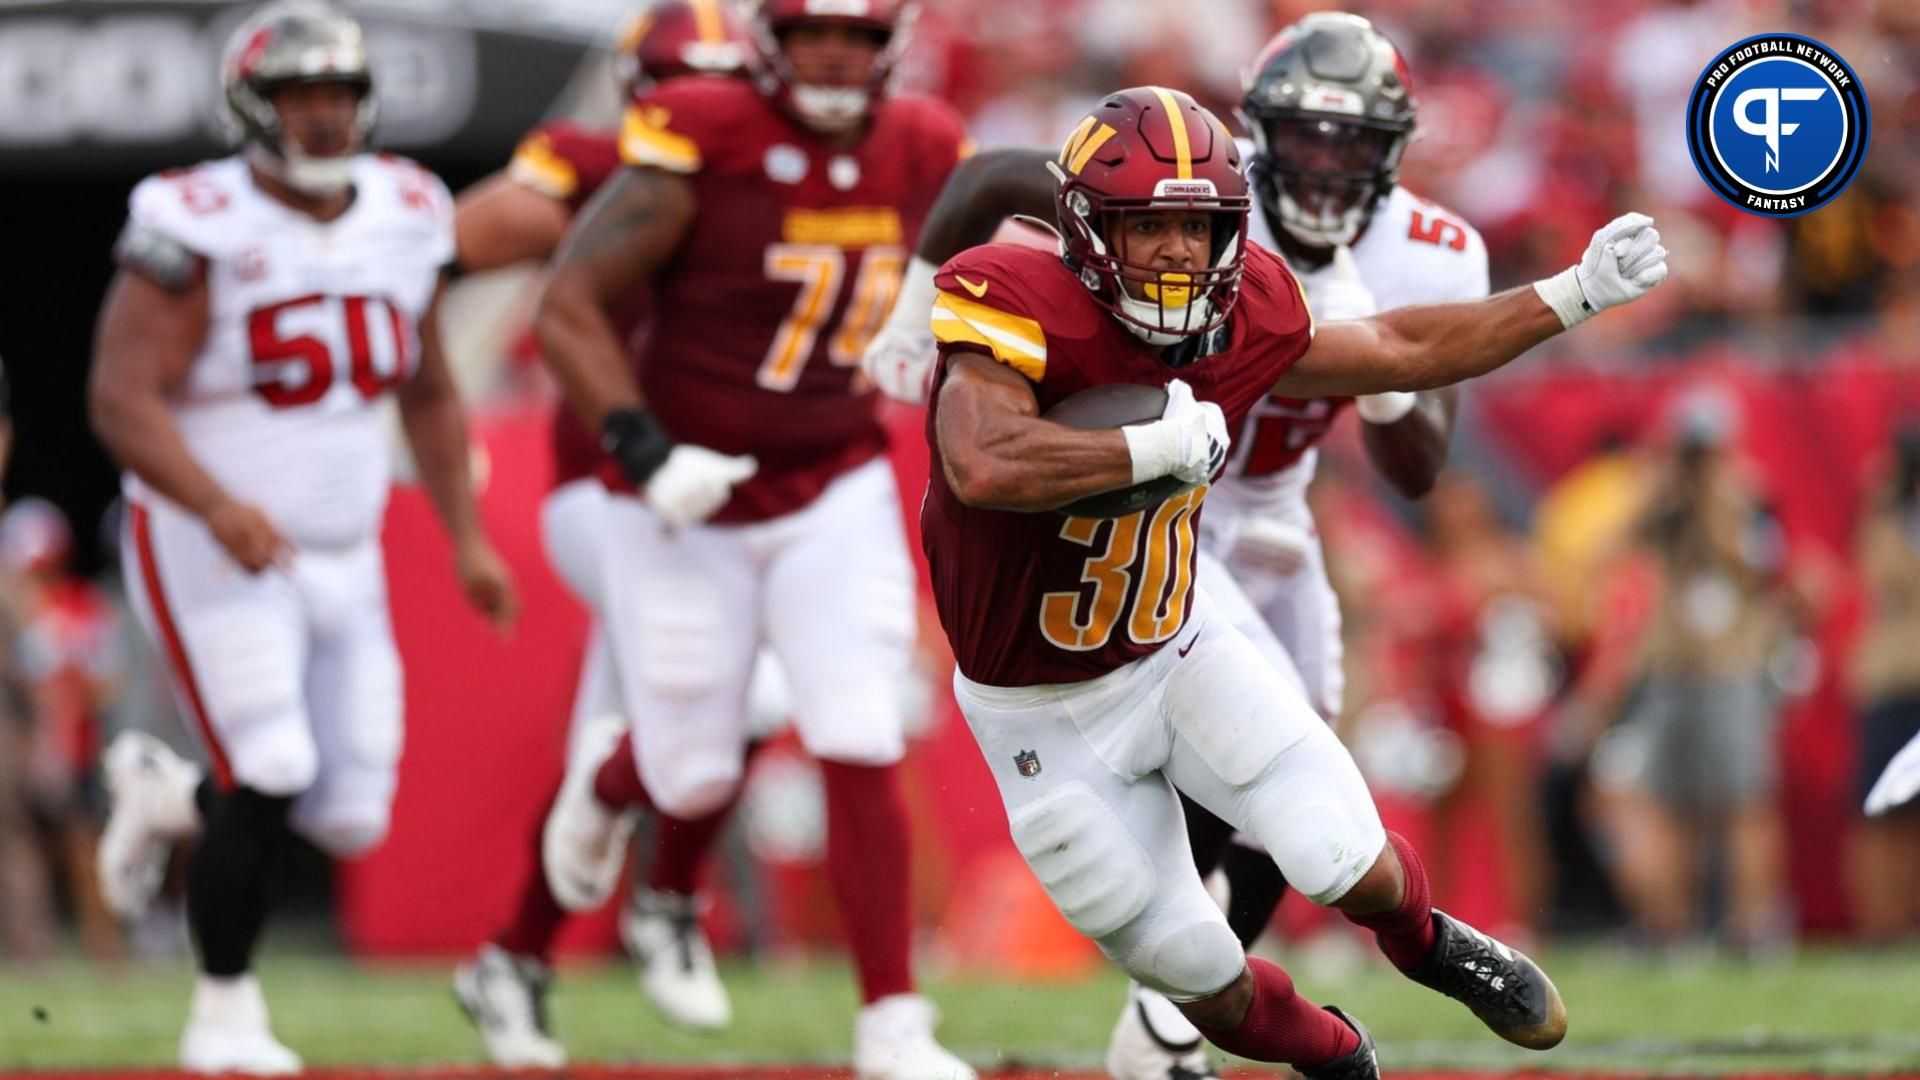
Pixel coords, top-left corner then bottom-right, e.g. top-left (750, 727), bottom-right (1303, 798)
top-left (1014, 750), bottom-right (1042, 778)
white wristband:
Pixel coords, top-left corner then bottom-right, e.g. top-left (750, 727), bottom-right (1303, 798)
top-left (1532, 265), bottom-right (1592, 330)
top-left (1121, 421), bottom-right (1178, 485)
top-left (889, 255), bottom-right (942, 332)
top-left (1355, 391), bottom-right (1418, 425)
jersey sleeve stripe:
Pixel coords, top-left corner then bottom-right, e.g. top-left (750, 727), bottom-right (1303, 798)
top-left (691, 0), bottom-right (727, 44)
top-left (508, 138), bottom-right (579, 200)
top-left (931, 290), bottom-right (1047, 381)
top-left (1148, 86), bottom-right (1193, 180)
top-left (619, 107), bottom-right (702, 173)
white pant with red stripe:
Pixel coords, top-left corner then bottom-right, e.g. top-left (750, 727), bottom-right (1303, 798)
top-left (600, 458), bottom-right (915, 819)
top-left (125, 498), bottom-right (403, 858)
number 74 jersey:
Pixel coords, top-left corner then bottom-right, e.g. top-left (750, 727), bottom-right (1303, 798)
top-left (616, 78), bottom-right (970, 523)
top-left (118, 154), bottom-right (454, 548)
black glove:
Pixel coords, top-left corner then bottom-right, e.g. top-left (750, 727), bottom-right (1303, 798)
top-left (601, 408), bottom-right (674, 487)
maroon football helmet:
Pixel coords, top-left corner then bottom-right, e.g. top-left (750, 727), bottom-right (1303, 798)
top-left (613, 0), bottom-right (750, 99)
top-left (748, 0), bottom-right (914, 132)
top-left (1051, 86), bottom-right (1251, 345)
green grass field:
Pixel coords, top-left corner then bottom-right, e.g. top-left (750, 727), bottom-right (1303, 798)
top-left (4, 945), bottom-right (1919, 1075)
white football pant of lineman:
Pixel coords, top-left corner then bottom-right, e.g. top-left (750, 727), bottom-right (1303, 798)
top-left (564, 460), bottom-right (971, 1079)
top-left (121, 498), bottom-right (406, 1075)
top-left (534, 477), bottom-right (735, 1033)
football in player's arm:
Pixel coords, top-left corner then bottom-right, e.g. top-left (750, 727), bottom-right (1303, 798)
top-left (861, 144), bottom-right (1462, 500)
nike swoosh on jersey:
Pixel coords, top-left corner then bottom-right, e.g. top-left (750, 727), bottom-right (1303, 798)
top-left (956, 275), bottom-right (990, 298)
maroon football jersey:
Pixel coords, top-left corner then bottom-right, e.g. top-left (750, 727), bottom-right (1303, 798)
top-left (923, 241), bottom-right (1315, 688)
top-left (508, 121), bottom-right (646, 488)
top-left (620, 77), bottom-right (970, 522)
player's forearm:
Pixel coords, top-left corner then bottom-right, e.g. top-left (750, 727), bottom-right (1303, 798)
top-left (916, 148), bottom-right (1055, 264)
top-left (535, 272), bottom-right (644, 432)
top-left (1360, 389), bottom-right (1456, 500)
top-left (939, 410), bottom-right (1135, 512)
top-left (1370, 287), bottom-right (1563, 391)
top-left (87, 386), bottom-right (232, 519)
top-left (397, 388), bottom-right (487, 549)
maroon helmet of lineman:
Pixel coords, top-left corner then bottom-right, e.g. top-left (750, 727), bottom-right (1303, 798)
top-left (749, 0), bottom-right (915, 132)
top-left (1050, 86), bottom-right (1252, 346)
top-left (613, 0), bottom-right (751, 100)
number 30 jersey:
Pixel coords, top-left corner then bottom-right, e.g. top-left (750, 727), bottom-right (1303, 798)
top-left (618, 77), bottom-right (969, 523)
top-left (117, 154), bottom-right (455, 548)
top-left (922, 241), bottom-right (1314, 689)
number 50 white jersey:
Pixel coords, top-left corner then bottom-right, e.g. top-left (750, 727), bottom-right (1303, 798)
top-left (119, 154), bottom-right (455, 548)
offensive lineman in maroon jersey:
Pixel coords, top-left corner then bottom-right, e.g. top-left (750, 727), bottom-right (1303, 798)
top-left (446, 2), bottom-right (749, 1067)
top-left (532, 2), bottom-right (974, 1077)
top-left (923, 86), bottom-right (1666, 1077)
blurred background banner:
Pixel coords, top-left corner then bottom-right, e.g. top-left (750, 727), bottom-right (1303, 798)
top-left (0, 1), bottom-right (601, 173)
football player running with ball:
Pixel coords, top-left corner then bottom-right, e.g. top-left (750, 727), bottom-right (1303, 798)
top-left (532, 1), bottom-right (974, 1076)
top-left (88, 2), bottom-right (516, 1072)
top-left (918, 85), bottom-right (1663, 1079)
top-left (445, 2), bottom-right (751, 1067)
top-left (867, 15), bottom-right (1496, 1077)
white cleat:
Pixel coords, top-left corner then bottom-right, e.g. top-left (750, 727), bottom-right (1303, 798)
top-left (98, 731), bottom-right (202, 920)
top-left (453, 944), bottom-right (567, 1069)
top-left (854, 994), bottom-right (977, 1080)
top-left (1106, 983), bottom-right (1218, 1080)
top-left (620, 888), bottom-right (732, 1031)
top-left (542, 716), bottom-right (642, 912)
top-left (179, 975), bottom-right (301, 1076)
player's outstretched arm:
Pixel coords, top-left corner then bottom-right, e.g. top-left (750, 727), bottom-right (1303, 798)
top-left (1275, 213), bottom-right (1668, 398)
top-left (535, 165), bottom-right (694, 431)
top-left (862, 149), bottom-right (1054, 404)
top-left (90, 269), bottom-right (291, 573)
top-left (398, 282), bottom-right (518, 628)
top-left (936, 353), bottom-right (1224, 513)
top-left (453, 171), bottom-right (573, 274)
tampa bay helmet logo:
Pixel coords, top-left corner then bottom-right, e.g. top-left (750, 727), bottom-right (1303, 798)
top-left (1686, 32), bottom-right (1869, 217)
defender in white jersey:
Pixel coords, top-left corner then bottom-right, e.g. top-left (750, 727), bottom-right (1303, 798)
top-left (859, 15), bottom-right (1489, 1078)
top-left (88, 3), bottom-right (515, 1073)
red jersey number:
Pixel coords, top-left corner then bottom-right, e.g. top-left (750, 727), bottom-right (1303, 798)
top-left (249, 295), bottom-right (414, 409)
top-left (1237, 397), bottom-right (1342, 477)
top-left (756, 244), bottom-right (906, 391)
top-left (1408, 208), bottom-right (1468, 252)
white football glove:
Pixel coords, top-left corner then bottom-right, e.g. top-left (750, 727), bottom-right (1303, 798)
top-left (644, 445), bottom-right (758, 527)
top-left (1122, 378), bottom-right (1230, 486)
top-left (860, 255), bottom-right (941, 404)
top-left (1231, 516), bottom-right (1313, 577)
top-left (1534, 212), bottom-right (1670, 328)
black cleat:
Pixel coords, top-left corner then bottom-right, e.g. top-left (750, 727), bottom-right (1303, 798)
top-left (1298, 1008), bottom-right (1377, 1080)
top-left (1405, 910), bottom-right (1567, 1050)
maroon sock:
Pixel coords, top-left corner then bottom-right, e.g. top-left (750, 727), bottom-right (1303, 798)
top-left (1342, 830), bottom-right (1437, 971)
top-left (647, 805), bottom-right (732, 896)
top-left (820, 761), bottom-right (914, 1003)
top-left (591, 731), bottom-right (653, 811)
top-left (1196, 957), bottom-right (1359, 1065)
top-left (494, 795), bottom-right (568, 962)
